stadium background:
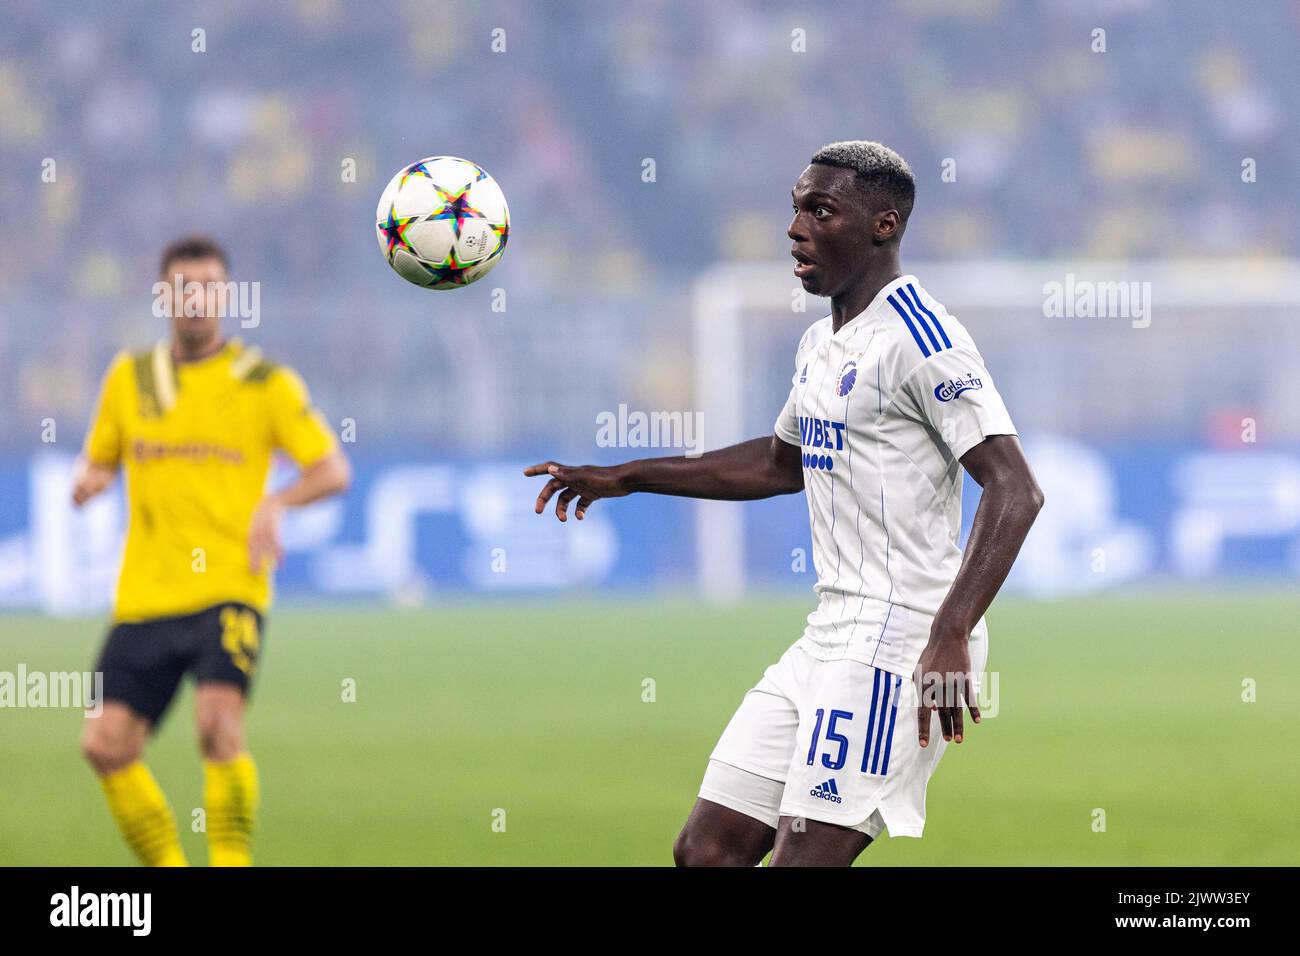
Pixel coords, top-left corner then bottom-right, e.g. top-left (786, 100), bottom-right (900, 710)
top-left (1, 0), bottom-right (1297, 865)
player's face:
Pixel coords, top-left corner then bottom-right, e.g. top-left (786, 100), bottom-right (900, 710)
top-left (788, 165), bottom-right (882, 298)
top-left (162, 256), bottom-right (227, 349)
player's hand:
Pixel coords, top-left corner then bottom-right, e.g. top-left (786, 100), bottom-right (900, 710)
top-left (71, 457), bottom-right (114, 506)
top-left (523, 461), bottom-right (629, 521)
top-left (248, 497), bottom-right (285, 573)
top-left (914, 617), bottom-right (981, 747)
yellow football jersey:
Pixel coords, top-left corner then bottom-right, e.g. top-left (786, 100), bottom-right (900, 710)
top-left (83, 338), bottom-right (338, 622)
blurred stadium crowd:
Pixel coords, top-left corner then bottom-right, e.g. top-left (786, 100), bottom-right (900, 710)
top-left (1, 0), bottom-right (1297, 454)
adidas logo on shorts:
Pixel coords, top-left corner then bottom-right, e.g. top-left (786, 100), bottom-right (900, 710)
top-left (809, 778), bottom-right (842, 804)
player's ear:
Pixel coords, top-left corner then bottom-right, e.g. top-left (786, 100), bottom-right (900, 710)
top-left (873, 209), bottom-right (900, 244)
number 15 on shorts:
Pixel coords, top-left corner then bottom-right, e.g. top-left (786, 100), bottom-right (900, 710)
top-left (805, 671), bottom-right (903, 777)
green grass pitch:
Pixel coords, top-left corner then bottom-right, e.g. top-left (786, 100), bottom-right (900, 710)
top-left (1, 591), bottom-right (1296, 865)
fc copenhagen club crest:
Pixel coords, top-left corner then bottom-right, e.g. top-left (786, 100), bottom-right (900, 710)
top-left (836, 358), bottom-right (859, 397)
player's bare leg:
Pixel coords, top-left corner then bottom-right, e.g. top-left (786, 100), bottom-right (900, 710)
top-left (769, 815), bottom-right (872, 867)
top-left (673, 798), bottom-right (775, 867)
top-left (196, 682), bottom-right (247, 760)
top-left (196, 682), bottom-right (259, 865)
top-left (81, 700), bottom-right (150, 774)
top-left (81, 702), bottom-right (187, 865)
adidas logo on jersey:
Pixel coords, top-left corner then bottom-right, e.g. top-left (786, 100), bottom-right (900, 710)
top-left (809, 778), bottom-right (842, 803)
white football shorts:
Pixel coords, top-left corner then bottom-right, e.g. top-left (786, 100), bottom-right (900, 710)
top-left (700, 634), bottom-right (988, 839)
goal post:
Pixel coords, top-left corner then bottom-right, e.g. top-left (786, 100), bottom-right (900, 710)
top-left (690, 258), bottom-right (1300, 602)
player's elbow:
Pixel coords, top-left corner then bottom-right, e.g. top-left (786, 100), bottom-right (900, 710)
top-left (768, 443), bottom-right (805, 495)
top-left (319, 452), bottom-right (353, 497)
top-left (986, 472), bottom-right (1043, 524)
top-left (332, 453), bottom-right (354, 495)
top-left (768, 464), bottom-right (803, 496)
top-left (1025, 475), bottom-right (1045, 513)
top-left (1020, 477), bottom-right (1045, 521)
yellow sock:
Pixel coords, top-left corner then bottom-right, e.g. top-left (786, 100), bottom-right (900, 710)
top-left (203, 753), bottom-right (259, 866)
top-left (99, 762), bottom-right (188, 867)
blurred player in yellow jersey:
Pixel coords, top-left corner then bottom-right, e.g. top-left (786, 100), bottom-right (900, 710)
top-left (72, 237), bottom-right (351, 866)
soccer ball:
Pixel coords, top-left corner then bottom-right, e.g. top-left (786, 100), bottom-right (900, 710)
top-left (375, 156), bottom-right (510, 289)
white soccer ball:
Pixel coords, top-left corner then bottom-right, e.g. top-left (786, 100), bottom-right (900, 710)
top-left (375, 156), bottom-right (510, 289)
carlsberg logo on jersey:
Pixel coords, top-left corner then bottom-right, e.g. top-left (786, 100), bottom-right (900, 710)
top-left (933, 373), bottom-right (983, 402)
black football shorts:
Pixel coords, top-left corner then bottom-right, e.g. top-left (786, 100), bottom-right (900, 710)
top-left (93, 603), bottom-right (265, 724)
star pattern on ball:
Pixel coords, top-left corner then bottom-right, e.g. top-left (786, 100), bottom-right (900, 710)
top-left (399, 161), bottom-right (436, 188)
top-left (377, 204), bottom-right (419, 257)
top-left (419, 247), bottom-right (476, 287)
top-left (430, 180), bottom-right (486, 239)
top-left (488, 220), bottom-right (509, 256)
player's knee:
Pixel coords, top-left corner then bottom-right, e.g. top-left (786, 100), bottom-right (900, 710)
top-left (673, 826), bottom-right (759, 868)
top-left (80, 724), bottom-right (139, 775)
top-left (196, 710), bottom-right (244, 761)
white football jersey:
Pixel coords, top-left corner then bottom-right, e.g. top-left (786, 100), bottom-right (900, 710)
top-left (774, 274), bottom-right (1017, 678)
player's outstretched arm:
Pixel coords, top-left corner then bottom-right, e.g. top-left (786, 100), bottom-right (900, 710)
top-left (248, 451), bottom-right (353, 573)
top-left (525, 435), bottom-right (804, 522)
top-left (916, 434), bottom-right (1044, 746)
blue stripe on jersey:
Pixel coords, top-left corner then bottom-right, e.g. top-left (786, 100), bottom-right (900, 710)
top-left (899, 291), bottom-right (941, 356)
top-left (897, 287), bottom-right (943, 353)
top-left (903, 283), bottom-right (952, 349)
top-left (887, 295), bottom-right (930, 357)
